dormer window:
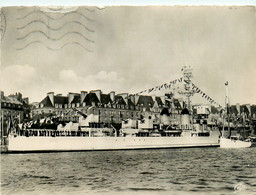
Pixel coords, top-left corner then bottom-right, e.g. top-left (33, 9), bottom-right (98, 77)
top-left (76, 103), bottom-right (79, 107)
top-left (92, 102), bottom-right (95, 106)
top-left (83, 102), bottom-right (86, 107)
top-left (121, 105), bottom-right (124, 109)
top-left (40, 103), bottom-right (44, 108)
top-left (117, 104), bottom-right (120, 109)
top-left (141, 103), bottom-right (144, 106)
top-left (55, 104), bottom-right (58, 108)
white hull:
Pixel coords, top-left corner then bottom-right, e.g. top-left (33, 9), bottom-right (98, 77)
top-left (7, 132), bottom-right (220, 152)
top-left (219, 137), bottom-right (252, 148)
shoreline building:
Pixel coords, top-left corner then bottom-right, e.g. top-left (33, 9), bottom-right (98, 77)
top-left (31, 90), bottom-right (185, 126)
top-left (0, 91), bottom-right (30, 142)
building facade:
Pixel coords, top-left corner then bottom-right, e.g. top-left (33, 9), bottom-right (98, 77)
top-left (0, 91), bottom-right (29, 141)
top-left (32, 90), bottom-right (186, 125)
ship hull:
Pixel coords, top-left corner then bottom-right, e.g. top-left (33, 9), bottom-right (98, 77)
top-left (7, 132), bottom-right (220, 152)
top-left (219, 137), bottom-right (252, 148)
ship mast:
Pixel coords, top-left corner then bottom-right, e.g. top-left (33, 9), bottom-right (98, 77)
top-left (178, 66), bottom-right (195, 112)
top-left (222, 81), bottom-right (230, 138)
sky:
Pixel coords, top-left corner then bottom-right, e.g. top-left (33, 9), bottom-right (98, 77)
top-left (1, 4), bottom-right (256, 106)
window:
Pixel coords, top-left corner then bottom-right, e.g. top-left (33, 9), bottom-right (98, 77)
top-left (121, 105), bottom-right (124, 109)
top-left (83, 102), bottom-right (86, 107)
top-left (76, 103), bottom-right (79, 107)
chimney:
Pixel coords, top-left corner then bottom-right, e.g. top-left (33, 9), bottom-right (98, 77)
top-left (17, 92), bottom-right (22, 101)
top-left (160, 96), bottom-right (166, 105)
top-left (23, 97), bottom-right (29, 105)
top-left (236, 103), bottom-right (240, 115)
top-left (135, 95), bottom-right (140, 105)
top-left (118, 93), bottom-right (128, 105)
top-left (0, 91), bottom-right (4, 99)
top-left (80, 91), bottom-right (88, 104)
top-left (130, 95), bottom-right (135, 104)
top-left (68, 92), bottom-right (75, 104)
top-left (47, 92), bottom-right (54, 106)
top-left (246, 104), bottom-right (251, 116)
top-left (151, 95), bottom-right (156, 101)
top-left (109, 91), bottom-right (115, 102)
top-left (90, 90), bottom-right (101, 102)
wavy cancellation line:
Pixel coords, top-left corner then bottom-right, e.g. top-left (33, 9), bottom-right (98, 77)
top-left (17, 10), bottom-right (94, 22)
top-left (17, 20), bottom-right (94, 33)
top-left (16, 41), bottom-right (93, 52)
top-left (18, 7), bottom-right (95, 13)
top-left (17, 30), bottom-right (94, 43)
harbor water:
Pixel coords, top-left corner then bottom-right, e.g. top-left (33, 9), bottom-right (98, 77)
top-left (1, 147), bottom-right (256, 195)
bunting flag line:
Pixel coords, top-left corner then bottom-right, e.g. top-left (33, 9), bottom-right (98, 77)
top-left (133, 76), bottom-right (184, 97)
top-left (131, 78), bottom-right (223, 110)
top-left (191, 82), bottom-right (223, 109)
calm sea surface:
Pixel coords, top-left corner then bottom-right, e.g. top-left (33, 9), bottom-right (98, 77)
top-left (1, 147), bottom-right (256, 195)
